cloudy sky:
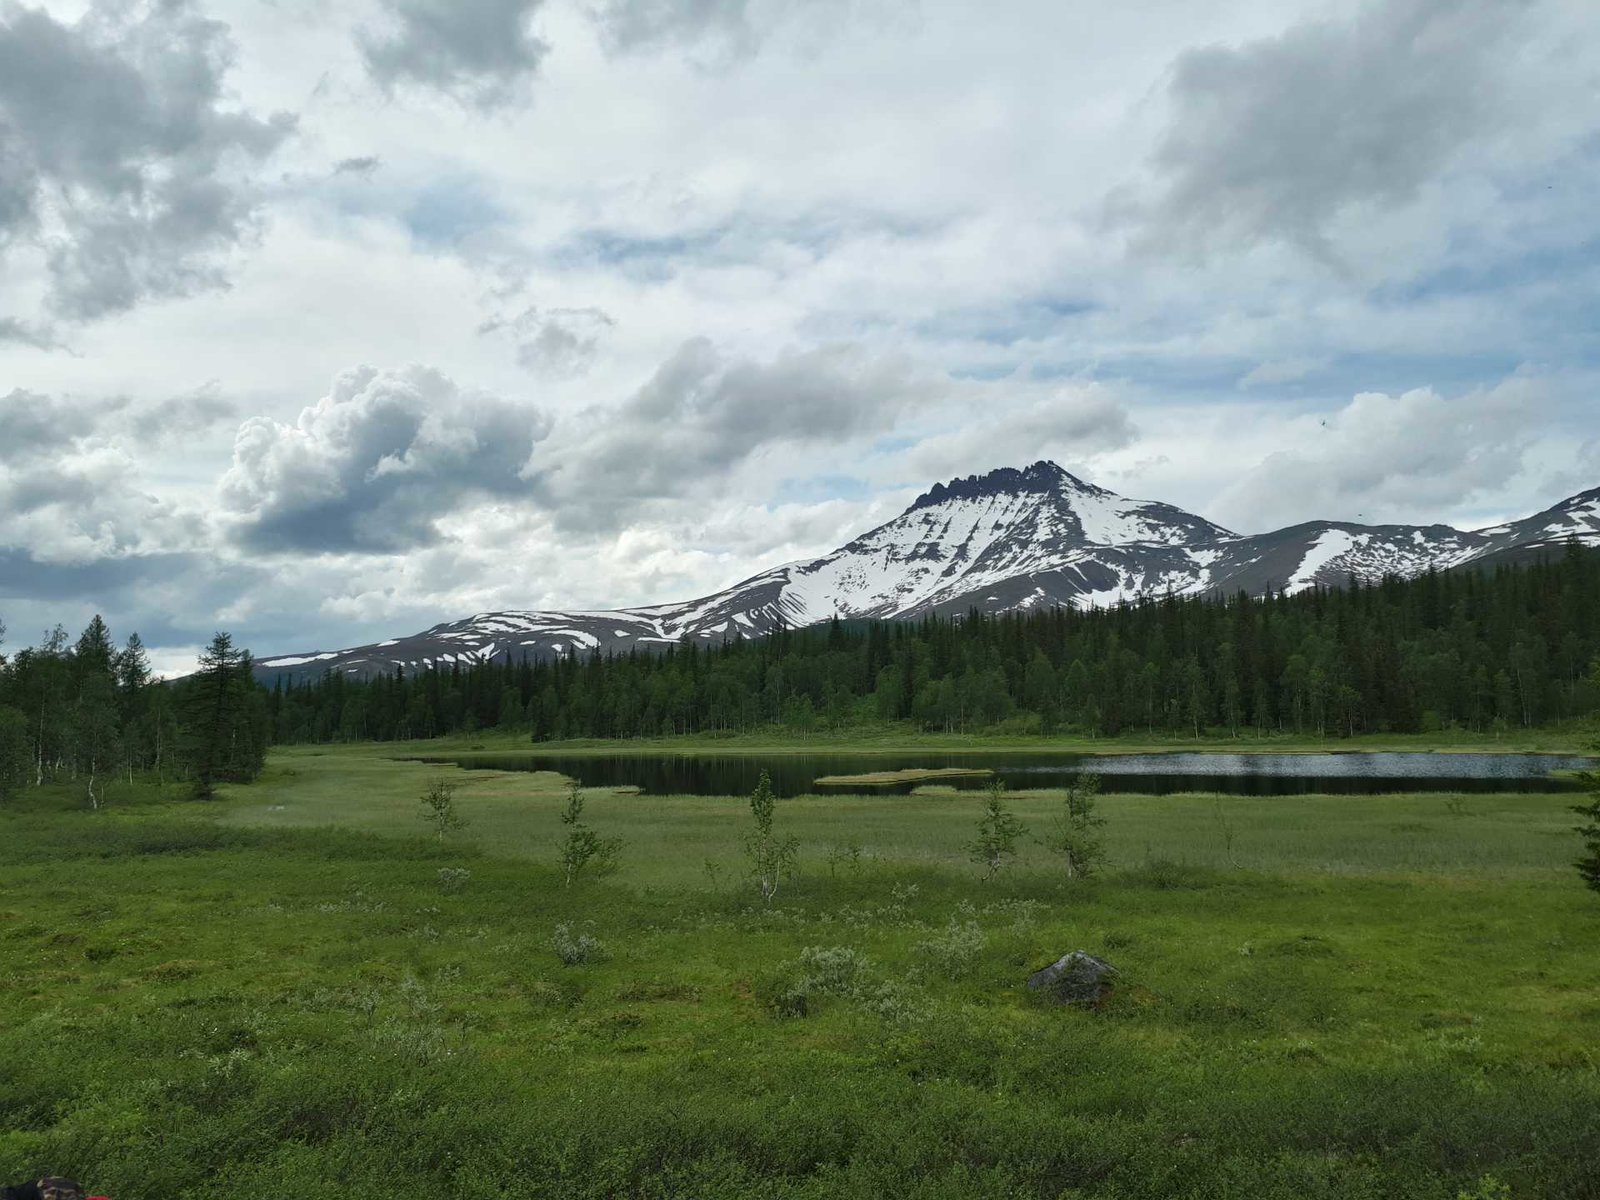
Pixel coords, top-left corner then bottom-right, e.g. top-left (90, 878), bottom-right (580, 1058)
top-left (1, 0), bottom-right (1597, 671)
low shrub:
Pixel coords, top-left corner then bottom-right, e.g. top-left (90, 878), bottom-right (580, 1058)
top-left (765, 945), bottom-right (872, 1018)
top-left (912, 918), bottom-right (987, 980)
top-left (552, 923), bottom-right (607, 966)
top-left (1124, 855), bottom-right (1211, 890)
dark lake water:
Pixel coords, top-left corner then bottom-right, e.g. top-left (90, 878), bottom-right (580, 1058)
top-left (410, 751), bottom-right (1595, 797)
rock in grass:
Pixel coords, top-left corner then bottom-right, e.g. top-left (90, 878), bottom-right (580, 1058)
top-left (1027, 952), bottom-right (1117, 1007)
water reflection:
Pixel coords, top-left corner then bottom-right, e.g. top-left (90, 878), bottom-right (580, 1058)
top-left (406, 750), bottom-right (1594, 797)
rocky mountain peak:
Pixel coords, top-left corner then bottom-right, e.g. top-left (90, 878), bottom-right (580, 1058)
top-left (908, 460), bottom-right (1103, 511)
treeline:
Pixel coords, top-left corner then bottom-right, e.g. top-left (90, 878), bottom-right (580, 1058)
top-left (0, 619), bottom-right (268, 805)
top-left (272, 544), bottom-right (1600, 744)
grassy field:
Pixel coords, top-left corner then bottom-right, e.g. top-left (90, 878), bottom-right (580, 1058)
top-left (2, 744), bottom-right (1599, 1198)
top-left (225, 748), bottom-right (1588, 885)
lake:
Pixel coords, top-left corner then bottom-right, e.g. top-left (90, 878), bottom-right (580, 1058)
top-left (410, 750), bottom-right (1595, 797)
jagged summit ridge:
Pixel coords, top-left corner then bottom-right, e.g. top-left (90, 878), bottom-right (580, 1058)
top-left (909, 460), bottom-right (1103, 510)
top-left (255, 467), bottom-right (1600, 682)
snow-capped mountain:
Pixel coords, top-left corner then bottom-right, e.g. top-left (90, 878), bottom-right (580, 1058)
top-left (254, 462), bottom-right (1600, 683)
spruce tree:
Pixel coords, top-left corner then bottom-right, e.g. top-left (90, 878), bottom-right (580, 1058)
top-left (72, 616), bottom-right (120, 808)
top-left (115, 633), bottom-right (152, 782)
top-left (182, 632), bottom-right (265, 798)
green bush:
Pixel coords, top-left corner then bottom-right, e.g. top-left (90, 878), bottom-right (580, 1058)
top-left (764, 945), bottom-right (872, 1018)
top-left (552, 923), bottom-right (607, 966)
top-left (912, 918), bottom-right (986, 980)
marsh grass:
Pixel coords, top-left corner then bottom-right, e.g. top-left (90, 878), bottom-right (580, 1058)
top-left (224, 749), bottom-right (1588, 886)
top-left (0, 746), bottom-right (1597, 1197)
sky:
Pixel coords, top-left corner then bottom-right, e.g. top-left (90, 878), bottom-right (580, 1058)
top-left (0, 0), bottom-right (1597, 673)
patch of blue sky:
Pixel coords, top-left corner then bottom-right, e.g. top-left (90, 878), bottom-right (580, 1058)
top-left (1024, 355), bottom-right (1243, 396)
top-left (914, 295), bottom-right (1096, 347)
top-left (795, 309), bottom-right (903, 341)
top-left (1026, 348), bottom-right (1532, 408)
top-left (1374, 234), bottom-right (1600, 311)
top-left (402, 178), bottom-right (511, 248)
top-left (868, 435), bottom-right (918, 455)
top-left (949, 363), bottom-right (1018, 382)
top-left (551, 208), bottom-right (944, 280)
top-left (769, 473), bottom-right (874, 507)
top-left (1314, 350), bottom-right (1532, 397)
top-left (559, 227), bottom-right (728, 268)
top-left (1371, 146), bottom-right (1600, 335)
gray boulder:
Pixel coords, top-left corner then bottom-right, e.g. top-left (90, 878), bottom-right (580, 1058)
top-left (1027, 951), bottom-right (1117, 1007)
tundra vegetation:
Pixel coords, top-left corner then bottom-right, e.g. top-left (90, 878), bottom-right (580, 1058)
top-left (4, 742), bottom-right (1600, 1197)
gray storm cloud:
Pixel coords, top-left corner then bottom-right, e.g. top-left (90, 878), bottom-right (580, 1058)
top-left (0, 388), bottom-right (230, 570)
top-left (483, 306), bottom-right (617, 377)
top-left (0, 389), bottom-right (111, 462)
top-left (333, 155), bottom-right (382, 177)
top-left (221, 364), bottom-right (552, 555)
top-left (0, 0), bottom-right (293, 321)
top-left (0, 317), bottom-right (59, 349)
top-left (0, 388), bottom-right (235, 463)
top-left (592, 0), bottom-right (773, 54)
top-left (360, 0), bottom-right (549, 109)
top-left (590, 0), bottom-right (911, 58)
top-left (1135, 0), bottom-right (1530, 258)
top-left (903, 387), bottom-right (1138, 483)
top-left (536, 338), bottom-right (933, 531)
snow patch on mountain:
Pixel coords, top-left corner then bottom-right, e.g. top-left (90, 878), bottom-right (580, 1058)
top-left (1288, 530), bottom-right (1359, 590)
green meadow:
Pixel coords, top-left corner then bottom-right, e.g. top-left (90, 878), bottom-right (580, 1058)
top-left (2, 743), bottom-right (1598, 1198)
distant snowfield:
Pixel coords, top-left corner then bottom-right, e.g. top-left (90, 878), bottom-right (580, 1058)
top-left (1288, 530), bottom-right (1360, 592)
top-left (255, 462), bottom-right (1600, 682)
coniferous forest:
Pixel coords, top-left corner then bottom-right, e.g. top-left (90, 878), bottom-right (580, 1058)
top-left (269, 544), bottom-right (1600, 744)
top-left (0, 620), bottom-right (269, 805)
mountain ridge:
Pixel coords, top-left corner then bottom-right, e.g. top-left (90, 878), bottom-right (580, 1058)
top-left (255, 462), bottom-right (1600, 683)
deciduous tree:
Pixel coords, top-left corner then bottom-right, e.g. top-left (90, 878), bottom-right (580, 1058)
top-left (969, 781), bottom-right (1027, 881)
top-left (745, 769), bottom-right (798, 903)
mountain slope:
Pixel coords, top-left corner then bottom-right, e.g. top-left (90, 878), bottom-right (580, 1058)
top-left (255, 464), bottom-right (1600, 683)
